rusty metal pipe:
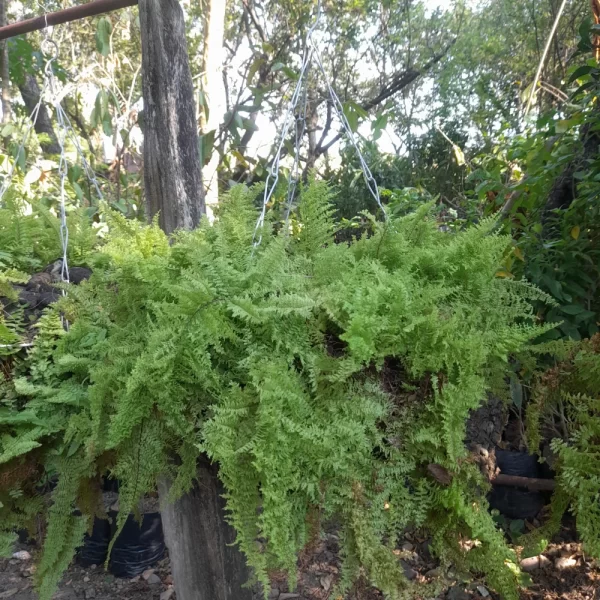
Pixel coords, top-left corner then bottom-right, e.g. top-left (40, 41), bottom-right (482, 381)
top-left (0, 0), bottom-right (137, 42)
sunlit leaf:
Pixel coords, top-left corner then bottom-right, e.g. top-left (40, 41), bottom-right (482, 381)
top-left (24, 166), bottom-right (41, 185)
top-left (95, 17), bottom-right (112, 57)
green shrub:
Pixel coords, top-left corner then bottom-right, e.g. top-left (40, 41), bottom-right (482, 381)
top-left (1, 181), bottom-right (555, 599)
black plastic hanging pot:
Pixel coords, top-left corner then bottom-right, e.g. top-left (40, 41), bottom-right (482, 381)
top-left (488, 449), bottom-right (544, 519)
top-left (107, 510), bottom-right (165, 578)
top-left (77, 510), bottom-right (165, 577)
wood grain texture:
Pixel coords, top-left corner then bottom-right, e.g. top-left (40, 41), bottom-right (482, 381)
top-left (158, 458), bottom-right (252, 600)
top-left (139, 0), bottom-right (205, 233)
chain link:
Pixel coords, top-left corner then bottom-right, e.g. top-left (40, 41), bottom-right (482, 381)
top-left (310, 44), bottom-right (385, 216)
top-left (253, 0), bottom-right (386, 249)
top-left (252, 0), bottom-right (323, 247)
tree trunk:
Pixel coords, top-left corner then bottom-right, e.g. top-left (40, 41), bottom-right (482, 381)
top-left (158, 458), bottom-right (252, 600)
top-left (0, 0), bottom-right (10, 123)
top-left (18, 74), bottom-right (61, 154)
top-left (542, 110), bottom-right (600, 228)
top-left (200, 0), bottom-right (227, 220)
top-left (139, 0), bottom-right (205, 233)
top-left (138, 2), bottom-right (250, 599)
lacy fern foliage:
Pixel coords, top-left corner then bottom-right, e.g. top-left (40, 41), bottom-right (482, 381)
top-left (1, 182), bottom-right (553, 599)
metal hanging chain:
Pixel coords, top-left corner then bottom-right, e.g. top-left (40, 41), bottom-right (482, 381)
top-left (310, 43), bottom-right (384, 216)
top-left (253, 0), bottom-right (387, 248)
top-left (252, 0), bottom-right (323, 247)
top-left (58, 105), bottom-right (104, 201)
top-left (38, 3), bottom-right (71, 286)
top-left (44, 36), bottom-right (70, 284)
top-left (284, 68), bottom-right (309, 223)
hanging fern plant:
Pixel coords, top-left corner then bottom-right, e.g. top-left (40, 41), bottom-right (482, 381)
top-left (1, 180), bottom-right (557, 600)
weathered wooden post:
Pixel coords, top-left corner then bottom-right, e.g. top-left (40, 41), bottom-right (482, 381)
top-left (139, 0), bottom-right (205, 233)
top-left (138, 0), bottom-right (252, 598)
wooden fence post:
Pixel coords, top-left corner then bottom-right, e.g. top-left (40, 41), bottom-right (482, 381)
top-left (139, 0), bottom-right (204, 233)
top-left (138, 1), bottom-right (252, 598)
top-left (158, 460), bottom-right (253, 600)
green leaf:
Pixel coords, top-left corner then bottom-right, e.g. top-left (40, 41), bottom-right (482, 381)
top-left (233, 112), bottom-right (244, 130)
top-left (90, 107), bottom-right (99, 128)
top-left (510, 375), bottom-right (523, 409)
top-left (371, 113), bottom-right (388, 141)
top-left (72, 181), bottom-right (84, 201)
top-left (568, 65), bottom-right (595, 83)
top-left (14, 147), bottom-right (26, 171)
top-left (24, 166), bottom-right (41, 185)
top-left (281, 66), bottom-right (298, 81)
top-left (198, 129), bottom-right (216, 166)
top-left (95, 17), bottom-right (112, 57)
top-left (555, 119), bottom-right (579, 134)
top-left (578, 17), bottom-right (593, 52)
top-left (559, 321), bottom-right (581, 340)
top-left (509, 519), bottom-right (525, 534)
top-left (343, 102), bottom-right (359, 133)
top-left (102, 116), bottom-right (113, 137)
top-left (560, 304), bottom-right (585, 315)
top-left (542, 275), bottom-right (562, 299)
top-left (241, 117), bottom-right (258, 133)
top-left (247, 57), bottom-right (264, 87)
top-left (572, 80), bottom-right (598, 98)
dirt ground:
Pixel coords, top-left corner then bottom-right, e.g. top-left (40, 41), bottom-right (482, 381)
top-left (1, 520), bottom-right (599, 600)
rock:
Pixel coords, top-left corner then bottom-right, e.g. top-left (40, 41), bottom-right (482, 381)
top-left (39, 291), bottom-right (61, 307)
top-left (164, 574), bottom-right (174, 585)
top-left (402, 541), bottom-right (414, 552)
top-left (320, 574), bottom-right (334, 591)
top-left (90, 564), bottom-right (97, 570)
top-left (11, 551), bottom-right (31, 561)
top-left (447, 586), bottom-right (469, 600)
top-left (142, 569), bottom-right (155, 581)
top-left (400, 560), bottom-right (417, 581)
top-left (147, 573), bottom-right (162, 585)
top-left (279, 595), bottom-right (300, 599)
top-left (520, 555), bottom-right (551, 572)
top-left (555, 556), bottom-right (577, 570)
top-left (268, 589), bottom-right (280, 600)
top-left (69, 267), bottom-right (93, 284)
top-left (84, 589), bottom-right (96, 600)
top-left (160, 586), bottom-right (175, 600)
top-left (130, 575), bottom-right (140, 582)
top-left (426, 567), bottom-right (443, 578)
top-left (0, 589), bottom-right (19, 599)
top-left (83, 576), bottom-right (90, 583)
top-left (25, 272), bottom-right (53, 292)
top-left (476, 585), bottom-right (490, 597)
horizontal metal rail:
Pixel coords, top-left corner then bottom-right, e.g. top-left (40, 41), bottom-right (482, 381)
top-left (0, 0), bottom-right (137, 42)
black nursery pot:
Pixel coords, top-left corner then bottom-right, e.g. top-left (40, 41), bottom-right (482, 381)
top-left (107, 510), bottom-right (165, 578)
top-left (488, 449), bottom-right (544, 520)
top-left (77, 511), bottom-right (165, 577)
top-left (78, 517), bottom-right (112, 567)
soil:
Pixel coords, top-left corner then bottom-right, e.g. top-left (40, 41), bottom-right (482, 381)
top-left (1, 522), bottom-right (599, 600)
